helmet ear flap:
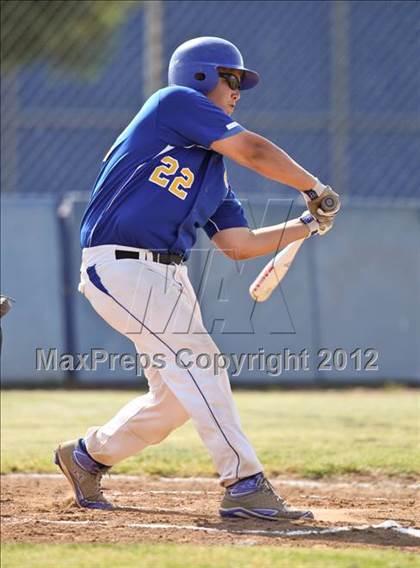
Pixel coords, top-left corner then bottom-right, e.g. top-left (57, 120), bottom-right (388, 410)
top-left (192, 65), bottom-right (219, 93)
top-left (169, 63), bottom-right (219, 94)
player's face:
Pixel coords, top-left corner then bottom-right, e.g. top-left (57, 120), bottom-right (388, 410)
top-left (207, 67), bottom-right (242, 115)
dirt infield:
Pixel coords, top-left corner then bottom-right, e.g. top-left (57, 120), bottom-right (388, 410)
top-left (1, 474), bottom-right (419, 550)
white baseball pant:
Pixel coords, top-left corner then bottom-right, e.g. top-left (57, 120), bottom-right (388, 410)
top-left (78, 244), bottom-right (263, 486)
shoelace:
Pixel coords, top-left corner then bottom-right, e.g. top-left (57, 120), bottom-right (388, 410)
top-left (93, 472), bottom-right (103, 495)
top-left (75, 467), bottom-right (105, 498)
top-left (94, 469), bottom-right (111, 498)
top-left (261, 477), bottom-right (287, 507)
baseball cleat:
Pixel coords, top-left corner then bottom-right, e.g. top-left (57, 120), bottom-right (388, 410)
top-left (219, 473), bottom-right (314, 521)
top-left (54, 439), bottom-right (114, 510)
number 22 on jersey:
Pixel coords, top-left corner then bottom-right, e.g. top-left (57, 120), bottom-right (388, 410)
top-left (149, 156), bottom-right (194, 201)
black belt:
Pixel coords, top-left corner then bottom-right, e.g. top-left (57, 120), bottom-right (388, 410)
top-left (115, 249), bottom-right (184, 265)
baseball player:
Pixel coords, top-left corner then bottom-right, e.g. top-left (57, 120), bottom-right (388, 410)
top-left (55, 37), bottom-right (339, 521)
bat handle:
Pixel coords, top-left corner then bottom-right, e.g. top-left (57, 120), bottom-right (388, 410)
top-left (319, 194), bottom-right (340, 214)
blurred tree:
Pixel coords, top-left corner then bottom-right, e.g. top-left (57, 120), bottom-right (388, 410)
top-left (1, 0), bottom-right (139, 76)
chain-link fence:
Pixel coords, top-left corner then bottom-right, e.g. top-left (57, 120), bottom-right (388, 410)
top-left (1, 0), bottom-right (419, 200)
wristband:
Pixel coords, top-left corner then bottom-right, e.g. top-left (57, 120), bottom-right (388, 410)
top-left (304, 179), bottom-right (327, 201)
top-left (299, 212), bottom-right (319, 238)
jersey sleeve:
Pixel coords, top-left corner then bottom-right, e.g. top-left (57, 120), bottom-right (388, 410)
top-left (203, 188), bottom-right (249, 240)
top-left (158, 87), bottom-right (244, 149)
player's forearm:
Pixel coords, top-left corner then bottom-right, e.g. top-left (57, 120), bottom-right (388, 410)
top-left (245, 134), bottom-right (317, 191)
top-left (238, 219), bottom-right (308, 260)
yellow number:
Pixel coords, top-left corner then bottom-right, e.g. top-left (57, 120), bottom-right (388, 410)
top-left (149, 156), bottom-right (179, 188)
top-left (168, 168), bottom-right (194, 200)
top-left (149, 156), bottom-right (195, 200)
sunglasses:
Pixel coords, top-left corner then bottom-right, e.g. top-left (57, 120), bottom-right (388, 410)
top-left (219, 72), bottom-right (241, 91)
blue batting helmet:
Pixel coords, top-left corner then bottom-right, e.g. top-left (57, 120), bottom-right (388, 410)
top-left (168, 37), bottom-right (259, 94)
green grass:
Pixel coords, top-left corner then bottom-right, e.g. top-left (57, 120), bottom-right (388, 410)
top-left (1, 389), bottom-right (419, 477)
top-left (2, 543), bottom-right (419, 568)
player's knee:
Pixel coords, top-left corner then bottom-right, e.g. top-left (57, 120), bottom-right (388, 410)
top-left (148, 411), bottom-right (189, 445)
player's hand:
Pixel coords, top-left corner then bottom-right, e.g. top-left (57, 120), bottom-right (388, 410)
top-left (299, 210), bottom-right (334, 238)
top-left (304, 185), bottom-right (341, 223)
top-left (0, 295), bottom-right (14, 318)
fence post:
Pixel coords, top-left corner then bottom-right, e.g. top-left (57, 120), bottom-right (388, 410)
top-left (57, 196), bottom-right (77, 387)
top-left (330, 1), bottom-right (350, 195)
top-left (143, 0), bottom-right (164, 100)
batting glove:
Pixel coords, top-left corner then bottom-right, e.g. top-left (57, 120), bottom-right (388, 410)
top-left (299, 210), bottom-right (334, 238)
top-left (303, 180), bottom-right (341, 222)
top-left (0, 295), bottom-right (14, 318)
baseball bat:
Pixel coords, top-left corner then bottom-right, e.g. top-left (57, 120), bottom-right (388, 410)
top-left (249, 194), bottom-right (338, 302)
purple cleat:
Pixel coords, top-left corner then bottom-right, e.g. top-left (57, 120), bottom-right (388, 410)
top-left (220, 473), bottom-right (314, 521)
top-left (54, 439), bottom-right (114, 510)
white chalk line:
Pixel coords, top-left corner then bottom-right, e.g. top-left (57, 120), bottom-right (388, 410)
top-left (4, 473), bottom-right (419, 490)
top-left (159, 477), bottom-right (420, 491)
top-left (112, 490), bottom-right (220, 496)
top-left (2, 516), bottom-right (419, 539)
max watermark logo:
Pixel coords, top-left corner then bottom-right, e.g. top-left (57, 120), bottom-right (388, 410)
top-left (105, 199), bottom-right (301, 337)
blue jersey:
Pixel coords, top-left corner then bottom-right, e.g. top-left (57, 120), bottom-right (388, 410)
top-left (80, 86), bottom-right (249, 258)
